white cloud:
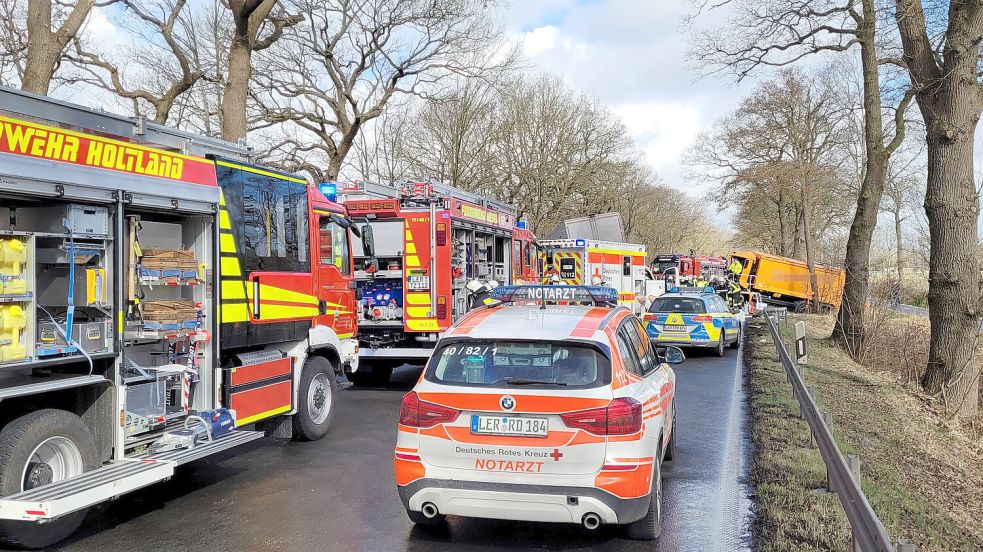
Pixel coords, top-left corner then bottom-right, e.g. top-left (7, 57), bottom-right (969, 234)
top-left (522, 25), bottom-right (559, 57)
top-left (613, 102), bottom-right (702, 177)
top-left (497, 0), bottom-right (756, 227)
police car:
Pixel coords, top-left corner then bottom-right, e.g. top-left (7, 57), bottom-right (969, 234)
top-left (643, 287), bottom-right (741, 356)
top-left (394, 285), bottom-right (681, 540)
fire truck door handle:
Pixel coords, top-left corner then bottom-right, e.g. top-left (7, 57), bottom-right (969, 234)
top-left (318, 300), bottom-right (328, 315)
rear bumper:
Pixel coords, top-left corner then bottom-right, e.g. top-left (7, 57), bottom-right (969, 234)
top-left (397, 479), bottom-right (650, 525)
top-left (654, 337), bottom-right (717, 347)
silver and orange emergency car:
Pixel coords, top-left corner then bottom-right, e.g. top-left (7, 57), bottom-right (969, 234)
top-left (394, 285), bottom-right (681, 540)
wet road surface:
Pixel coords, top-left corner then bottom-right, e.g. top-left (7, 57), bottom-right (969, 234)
top-left (45, 348), bottom-right (752, 552)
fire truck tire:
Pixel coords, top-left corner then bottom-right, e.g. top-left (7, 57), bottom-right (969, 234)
top-left (292, 356), bottom-right (338, 441)
top-left (0, 409), bottom-right (98, 549)
top-left (626, 457), bottom-right (662, 540)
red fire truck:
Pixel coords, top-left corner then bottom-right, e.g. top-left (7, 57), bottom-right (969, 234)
top-left (0, 86), bottom-right (367, 547)
top-left (339, 181), bottom-right (537, 384)
top-left (650, 253), bottom-right (727, 285)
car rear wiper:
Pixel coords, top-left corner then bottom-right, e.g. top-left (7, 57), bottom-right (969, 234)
top-left (502, 377), bottom-right (568, 386)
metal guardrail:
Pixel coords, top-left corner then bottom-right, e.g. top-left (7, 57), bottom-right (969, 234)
top-left (762, 309), bottom-right (897, 552)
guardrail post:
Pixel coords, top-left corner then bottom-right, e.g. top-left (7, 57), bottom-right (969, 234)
top-left (848, 455), bottom-right (862, 552)
top-left (897, 538), bottom-right (916, 551)
top-left (804, 385), bottom-right (817, 427)
top-left (823, 411), bottom-right (834, 491)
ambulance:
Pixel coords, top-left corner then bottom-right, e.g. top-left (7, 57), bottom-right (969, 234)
top-left (394, 285), bottom-right (681, 540)
top-left (539, 239), bottom-right (648, 314)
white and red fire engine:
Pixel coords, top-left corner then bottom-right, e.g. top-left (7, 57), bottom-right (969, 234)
top-left (339, 181), bottom-right (538, 384)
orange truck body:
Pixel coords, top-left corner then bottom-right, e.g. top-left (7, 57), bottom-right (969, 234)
top-left (729, 250), bottom-right (845, 310)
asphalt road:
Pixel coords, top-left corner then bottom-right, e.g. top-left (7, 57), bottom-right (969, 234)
top-left (44, 349), bottom-right (753, 552)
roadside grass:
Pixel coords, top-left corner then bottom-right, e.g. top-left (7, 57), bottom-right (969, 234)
top-left (745, 315), bottom-right (983, 551)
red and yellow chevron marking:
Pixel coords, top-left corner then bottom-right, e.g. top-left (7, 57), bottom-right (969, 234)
top-left (541, 251), bottom-right (582, 285)
top-left (403, 218), bottom-right (438, 331)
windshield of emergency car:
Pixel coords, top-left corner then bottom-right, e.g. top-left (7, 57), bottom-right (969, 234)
top-left (648, 297), bottom-right (707, 314)
top-left (426, 340), bottom-right (610, 388)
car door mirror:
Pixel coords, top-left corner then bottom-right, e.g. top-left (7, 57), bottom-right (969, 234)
top-left (360, 223), bottom-right (375, 258)
top-left (657, 345), bottom-right (685, 365)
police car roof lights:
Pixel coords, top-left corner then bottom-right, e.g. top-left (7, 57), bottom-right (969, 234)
top-left (668, 286), bottom-right (717, 294)
top-left (490, 285), bottom-right (619, 306)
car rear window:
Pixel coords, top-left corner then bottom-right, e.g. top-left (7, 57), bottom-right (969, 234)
top-left (648, 297), bottom-right (706, 314)
top-left (426, 340), bottom-right (610, 389)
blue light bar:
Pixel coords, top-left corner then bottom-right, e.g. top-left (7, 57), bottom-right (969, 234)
top-left (319, 182), bottom-right (338, 202)
top-left (491, 285), bottom-right (619, 305)
top-left (516, 220), bottom-right (527, 229)
top-left (575, 239), bottom-right (586, 247)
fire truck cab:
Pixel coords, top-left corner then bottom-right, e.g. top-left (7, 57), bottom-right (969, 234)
top-left (0, 86), bottom-right (364, 548)
top-left (340, 181), bottom-right (537, 384)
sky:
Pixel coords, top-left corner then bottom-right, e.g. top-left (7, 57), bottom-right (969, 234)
top-left (72, 0), bottom-right (751, 225)
top-left (495, 0), bottom-right (755, 205)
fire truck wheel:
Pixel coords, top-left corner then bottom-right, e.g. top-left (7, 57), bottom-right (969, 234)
top-left (292, 356), bottom-right (338, 441)
top-left (0, 409), bottom-right (98, 549)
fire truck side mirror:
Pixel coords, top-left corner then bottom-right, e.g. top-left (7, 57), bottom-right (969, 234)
top-left (361, 223), bottom-right (376, 259)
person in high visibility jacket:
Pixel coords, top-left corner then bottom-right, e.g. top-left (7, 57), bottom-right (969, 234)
top-left (728, 259), bottom-right (742, 276)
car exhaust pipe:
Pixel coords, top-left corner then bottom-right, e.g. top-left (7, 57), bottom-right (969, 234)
top-left (421, 502), bottom-right (439, 519)
top-left (582, 513), bottom-right (601, 530)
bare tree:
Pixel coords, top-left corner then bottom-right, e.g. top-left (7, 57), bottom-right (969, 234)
top-left (688, 0), bottom-right (914, 351)
top-left (220, 0), bottom-right (301, 142)
top-left (398, 79), bottom-right (501, 192)
top-left (0, 1), bottom-right (28, 85)
top-left (20, 0), bottom-right (111, 94)
top-left (894, 0), bottom-right (982, 418)
top-left (686, 69), bottom-right (854, 295)
top-left (253, 0), bottom-right (513, 181)
top-left (492, 74), bottom-right (634, 233)
top-left (68, 0), bottom-right (203, 124)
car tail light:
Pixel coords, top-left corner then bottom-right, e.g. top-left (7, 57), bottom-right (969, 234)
top-left (399, 391), bottom-right (460, 428)
top-left (691, 315), bottom-right (712, 322)
top-left (605, 397), bottom-right (643, 434)
top-left (560, 398), bottom-right (642, 435)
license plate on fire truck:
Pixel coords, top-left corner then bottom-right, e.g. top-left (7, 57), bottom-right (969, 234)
top-left (471, 414), bottom-right (549, 437)
top-left (407, 275), bottom-right (431, 290)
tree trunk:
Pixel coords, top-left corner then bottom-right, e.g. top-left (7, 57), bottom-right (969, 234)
top-left (894, 208), bottom-right (904, 283)
top-left (21, 0), bottom-right (56, 94)
top-left (800, 184), bottom-right (819, 312)
top-left (833, 5), bottom-right (888, 353)
top-left (220, 38), bottom-right (252, 142)
top-left (325, 121), bottom-right (362, 181)
top-left (792, 208), bottom-right (804, 259)
top-left (922, 112), bottom-right (981, 418)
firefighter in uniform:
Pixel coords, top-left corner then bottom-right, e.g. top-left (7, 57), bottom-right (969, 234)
top-left (725, 275), bottom-right (745, 310)
top-left (728, 258), bottom-right (742, 277)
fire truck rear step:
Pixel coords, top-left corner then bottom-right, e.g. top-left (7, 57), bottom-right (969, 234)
top-left (0, 430), bottom-right (263, 522)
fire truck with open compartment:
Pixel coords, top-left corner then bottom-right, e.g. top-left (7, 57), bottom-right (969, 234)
top-left (338, 181), bottom-right (537, 384)
top-left (0, 86), bottom-right (368, 548)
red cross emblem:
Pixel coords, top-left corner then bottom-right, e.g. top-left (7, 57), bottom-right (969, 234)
top-left (549, 448), bottom-right (564, 462)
